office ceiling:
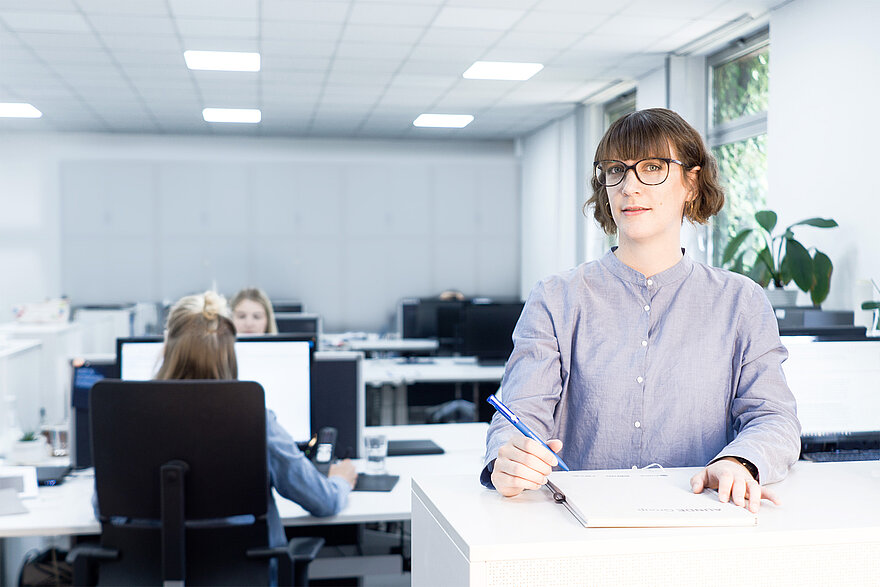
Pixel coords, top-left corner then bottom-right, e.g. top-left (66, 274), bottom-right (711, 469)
top-left (0, 0), bottom-right (783, 140)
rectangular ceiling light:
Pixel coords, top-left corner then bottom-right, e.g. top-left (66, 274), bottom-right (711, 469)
top-left (462, 61), bottom-right (544, 81)
top-left (202, 108), bottom-right (261, 123)
top-left (413, 114), bottom-right (474, 128)
top-left (0, 102), bottom-right (42, 118)
top-left (185, 50), bottom-right (260, 72)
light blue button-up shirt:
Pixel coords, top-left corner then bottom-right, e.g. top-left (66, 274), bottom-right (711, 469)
top-left (483, 250), bottom-right (801, 486)
top-left (266, 409), bottom-right (351, 546)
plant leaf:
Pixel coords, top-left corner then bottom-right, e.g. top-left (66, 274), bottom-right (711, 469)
top-left (810, 251), bottom-right (833, 306)
top-left (730, 252), bottom-right (746, 275)
top-left (722, 229), bottom-right (753, 265)
top-left (755, 246), bottom-right (776, 276)
top-left (862, 301), bottom-right (880, 310)
top-left (789, 217), bottom-right (838, 230)
top-left (747, 259), bottom-right (771, 288)
top-left (784, 238), bottom-right (813, 292)
top-left (755, 210), bottom-right (777, 234)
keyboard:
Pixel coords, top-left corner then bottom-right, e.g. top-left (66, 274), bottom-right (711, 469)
top-left (802, 448), bottom-right (880, 462)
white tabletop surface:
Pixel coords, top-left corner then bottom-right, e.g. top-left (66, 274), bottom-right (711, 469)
top-left (0, 423), bottom-right (489, 537)
top-left (363, 357), bottom-right (505, 386)
top-left (0, 339), bottom-right (41, 359)
top-left (413, 460), bottom-right (880, 562)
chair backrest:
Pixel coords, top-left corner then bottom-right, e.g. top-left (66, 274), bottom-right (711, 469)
top-left (89, 379), bottom-right (272, 585)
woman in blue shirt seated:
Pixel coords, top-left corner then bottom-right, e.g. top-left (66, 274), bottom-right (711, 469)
top-left (157, 290), bottom-right (356, 546)
top-left (482, 108), bottom-right (801, 513)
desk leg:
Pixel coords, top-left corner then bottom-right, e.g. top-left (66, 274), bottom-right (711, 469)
top-left (380, 384), bottom-right (395, 426)
top-left (471, 383), bottom-right (480, 422)
top-left (394, 383), bottom-right (408, 425)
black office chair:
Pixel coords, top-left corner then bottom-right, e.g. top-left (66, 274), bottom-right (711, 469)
top-left (68, 380), bottom-right (323, 586)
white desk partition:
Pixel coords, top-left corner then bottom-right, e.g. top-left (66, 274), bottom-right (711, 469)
top-left (412, 461), bottom-right (880, 587)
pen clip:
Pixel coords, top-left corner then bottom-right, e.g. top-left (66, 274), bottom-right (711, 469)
top-left (486, 395), bottom-right (517, 422)
top-left (545, 480), bottom-right (566, 504)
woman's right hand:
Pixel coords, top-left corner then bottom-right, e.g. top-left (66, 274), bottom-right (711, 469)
top-left (328, 459), bottom-right (358, 489)
top-left (490, 436), bottom-right (564, 497)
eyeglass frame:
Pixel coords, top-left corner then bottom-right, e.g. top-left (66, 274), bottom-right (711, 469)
top-left (593, 157), bottom-right (690, 187)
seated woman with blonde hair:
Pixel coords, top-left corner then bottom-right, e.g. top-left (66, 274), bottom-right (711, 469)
top-left (231, 287), bottom-right (278, 335)
top-left (157, 291), bottom-right (356, 546)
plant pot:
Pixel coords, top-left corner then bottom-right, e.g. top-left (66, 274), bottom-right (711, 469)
top-left (10, 437), bottom-right (49, 464)
top-left (764, 289), bottom-right (798, 308)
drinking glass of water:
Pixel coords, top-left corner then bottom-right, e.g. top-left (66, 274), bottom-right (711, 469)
top-left (363, 434), bottom-right (388, 474)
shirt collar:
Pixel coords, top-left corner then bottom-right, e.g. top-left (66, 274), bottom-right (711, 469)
top-left (599, 247), bottom-right (694, 286)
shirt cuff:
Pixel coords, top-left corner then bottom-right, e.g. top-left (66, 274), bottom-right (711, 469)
top-left (480, 459), bottom-right (496, 490)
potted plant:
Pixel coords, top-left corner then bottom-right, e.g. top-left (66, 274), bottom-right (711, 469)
top-left (862, 279), bottom-right (880, 335)
top-left (11, 431), bottom-right (49, 464)
top-left (722, 209), bottom-right (838, 306)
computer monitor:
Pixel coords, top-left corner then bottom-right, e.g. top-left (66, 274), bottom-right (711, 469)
top-left (458, 301), bottom-right (524, 364)
top-left (70, 355), bottom-right (118, 469)
top-left (781, 336), bottom-right (880, 446)
top-left (272, 300), bottom-right (303, 313)
top-left (311, 351), bottom-right (364, 459)
top-left (400, 298), bottom-right (466, 353)
top-left (274, 312), bottom-right (321, 339)
top-left (117, 335), bottom-right (315, 443)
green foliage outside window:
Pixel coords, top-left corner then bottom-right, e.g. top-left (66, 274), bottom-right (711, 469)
top-left (710, 44), bottom-right (770, 268)
top-left (711, 135), bottom-right (768, 267)
top-left (712, 48), bottom-right (769, 126)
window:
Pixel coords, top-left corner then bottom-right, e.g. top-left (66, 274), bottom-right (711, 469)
top-left (604, 90), bottom-right (636, 127)
top-left (707, 29), bottom-right (769, 268)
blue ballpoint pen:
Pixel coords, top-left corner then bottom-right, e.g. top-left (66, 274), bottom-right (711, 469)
top-left (487, 395), bottom-right (570, 471)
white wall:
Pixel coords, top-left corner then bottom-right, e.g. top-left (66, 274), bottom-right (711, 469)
top-left (518, 114), bottom-right (578, 298)
top-left (0, 133), bottom-right (520, 332)
top-left (769, 0), bottom-right (880, 316)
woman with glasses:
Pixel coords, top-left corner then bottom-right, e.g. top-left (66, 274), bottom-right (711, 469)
top-left (482, 108), bottom-right (800, 513)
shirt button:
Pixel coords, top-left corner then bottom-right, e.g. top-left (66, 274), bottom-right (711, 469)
top-left (644, 305), bottom-right (650, 312)
top-left (636, 376), bottom-right (644, 383)
top-left (646, 279), bottom-right (653, 286)
top-left (641, 340), bottom-right (647, 347)
top-left (632, 465), bottom-right (638, 470)
top-left (634, 421), bottom-right (641, 428)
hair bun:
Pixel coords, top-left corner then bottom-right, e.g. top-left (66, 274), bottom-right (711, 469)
top-left (201, 291), bottom-right (229, 321)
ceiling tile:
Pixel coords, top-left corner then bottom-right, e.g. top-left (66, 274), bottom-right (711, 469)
top-left (348, 3), bottom-right (439, 27)
top-left (341, 25), bottom-right (425, 45)
top-left (262, 0), bottom-right (351, 23)
top-left (168, 0), bottom-right (258, 19)
top-left (432, 7), bottom-right (527, 30)
top-left (89, 15), bottom-right (177, 35)
top-left (76, 0), bottom-right (170, 16)
top-left (0, 11), bottom-right (90, 33)
top-left (176, 18), bottom-right (258, 38)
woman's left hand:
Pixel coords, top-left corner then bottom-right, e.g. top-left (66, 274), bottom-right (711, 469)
top-left (690, 457), bottom-right (780, 513)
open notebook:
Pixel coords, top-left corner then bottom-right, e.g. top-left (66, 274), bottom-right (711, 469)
top-left (547, 469), bottom-right (757, 528)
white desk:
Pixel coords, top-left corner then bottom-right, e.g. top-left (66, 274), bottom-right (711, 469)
top-left (0, 423), bottom-right (488, 538)
top-left (412, 461), bottom-right (880, 587)
top-left (364, 358), bottom-right (505, 424)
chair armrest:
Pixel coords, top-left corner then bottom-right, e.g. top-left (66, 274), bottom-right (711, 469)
top-left (246, 537), bottom-right (324, 563)
top-left (66, 544), bottom-right (120, 564)
top-left (286, 536), bottom-right (324, 562)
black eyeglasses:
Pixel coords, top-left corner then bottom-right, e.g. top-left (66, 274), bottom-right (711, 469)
top-left (593, 158), bottom-right (687, 187)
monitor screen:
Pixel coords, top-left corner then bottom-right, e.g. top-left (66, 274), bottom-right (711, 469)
top-left (458, 301), bottom-right (524, 362)
top-left (117, 336), bottom-right (314, 442)
top-left (272, 300), bottom-right (303, 313)
top-left (781, 337), bottom-right (880, 437)
top-left (401, 298), bottom-right (465, 352)
top-left (70, 356), bottom-right (118, 469)
top-left (274, 313), bottom-right (320, 337)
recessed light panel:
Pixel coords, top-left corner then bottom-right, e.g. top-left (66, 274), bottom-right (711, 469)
top-left (0, 103), bottom-right (42, 118)
top-left (413, 114), bottom-right (474, 128)
top-left (202, 108), bottom-right (261, 123)
top-left (185, 50), bottom-right (260, 72)
top-left (462, 61), bottom-right (544, 81)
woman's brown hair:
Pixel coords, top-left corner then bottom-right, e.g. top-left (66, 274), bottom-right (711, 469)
top-left (156, 291), bottom-right (238, 380)
top-left (586, 108), bottom-right (725, 235)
